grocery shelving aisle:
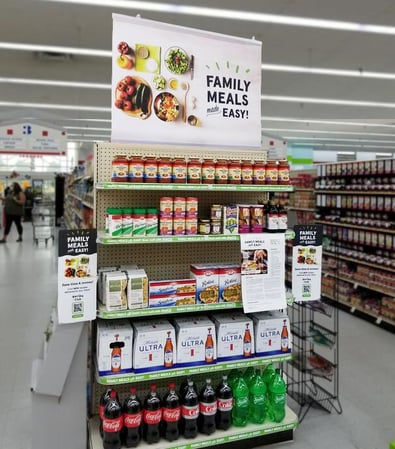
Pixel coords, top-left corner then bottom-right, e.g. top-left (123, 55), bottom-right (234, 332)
top-left (0, 222), bottom-right (394, 449)
top-left (0, 223), bottom-right (57, 449)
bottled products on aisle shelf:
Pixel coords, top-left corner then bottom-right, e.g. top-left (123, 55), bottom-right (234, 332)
top-left (248, 370), bottom-right (267, 424)
top-left (232, 376), bottom-right (249, 427)
top-left (142, 384), bottom-right (162, 444)
top-left (162, 382), bottom-right (181, 441)
top-left (181, 380), bottom-right (199, 439)
top-left (262, 363), bottom-right (276, 386)
top-left (228, 369), bottom-right (242, 390)
top-left (99, 388), bottom-right (120, 438)
top-left (243, 366), bottom-right (256, 389)
top-left (216, 375), bottom-right (233, 430)
top-left (122, 387), bottom-right (142, 448)
top-left (102, 391), bottom-right (123, 449)
top-left (268, 369), bottom-right (287, 423)
top-left (198, 378), bottom-right (217, 435)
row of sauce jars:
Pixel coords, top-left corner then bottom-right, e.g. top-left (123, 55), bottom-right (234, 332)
top-left (111, 155), bottom-right (290, 185)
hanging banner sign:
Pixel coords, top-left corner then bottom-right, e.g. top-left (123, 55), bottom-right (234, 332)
top-left (240, 233), bottom-right (287, 313)
top-left (292, 225), bottom-right (323, 302)
top-left (112, 14), bottom-right (262, 148)
top-left (57, 229), bottom-right (97, 323)
top-left (0, 122), bottom-right (67, 155)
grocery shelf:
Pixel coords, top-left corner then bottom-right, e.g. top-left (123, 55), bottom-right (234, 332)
top-left (98, 229), bottom-right (295, 245)
top-left (316, 189), bottom-right (394, 195)
top-left (69, 192), bottom-right (94, 209)
top-left (323, 251), bottom-right (395, 274)
top-left (288, 207), bottom-right (316, 212)
top-left (316, 220), bottom-right (395, 235)
top-left (98, 301), bottom-right (242, 319)
top-left (96, 353), bottom-right (293, 385)
top-left (89, 408), bottom-right (297, 449)
top-left (294, 188), bottom-right (315, 192)
top-left (322, 271), bottom-right (395, 298)
top-left (96, 182), bottom-right (295, 192)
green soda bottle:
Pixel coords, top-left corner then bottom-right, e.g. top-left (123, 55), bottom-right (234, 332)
top-left (268, 368), bottom-right (287, 423)
top-left (243, 366), bottom-right (256, 389)
top-left (228, 369), bottom-right (241, 390)
top-left (232, 377), bottom-right (249, 427)
top-left (248, 370), bottom-right (267, 424)
top-left (262, 363), bottom-right (276, 386)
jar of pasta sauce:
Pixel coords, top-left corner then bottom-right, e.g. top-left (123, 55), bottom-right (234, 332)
top-left (202, 159), bottom-right (215, 184)
top-left (253, 161), bottom-right (266, 184)
top-left (158, 157), bottom-right (172, 183)
top-left (241, 160), bottom-right (253, 184)
top-left (265, 161), bottom-right (278, 185)
top-left (187, 158), bottom-right (202, 184)
top-left (111, 155), bottom-right (129, 182)
top-left (278, 160), bottom-right (290, 185)
top-left (144, 157), bottom-right (158, 183)
top-left (172, 157), bottom-right (187, 183)
top-left (128, 156), bottom-right (144, 183)
top-left (215, 159), bottom-right (229, 184)
top-left (228, 160), bottom-right (241, 184)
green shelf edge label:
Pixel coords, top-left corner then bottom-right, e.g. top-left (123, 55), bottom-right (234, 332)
top-left (97, 354), bottom-right (292, 385)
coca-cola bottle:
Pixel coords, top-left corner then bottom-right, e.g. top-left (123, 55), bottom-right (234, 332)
top-left (162, 382), bottom-right (181, 441)
top-left (122, 387), bottom-right (142, 448)
top-left (99, 388), bottom-right (119, 438)
top-left (102, 390), bottom-right (123, 449)
top-left (198, 378), bottom-right (217, 435)
top-left (180, 380), bottom-right (199, 439)
top-left (216, 375), bottom-right (233, 430)
top-left (142, 384), bottom-right (162, 444)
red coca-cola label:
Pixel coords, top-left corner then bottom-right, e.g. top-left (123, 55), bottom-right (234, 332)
top-left (162, 407), bottom-right (181, 422)
top-left (217, 398), bottom-right (233, 411)
top-left (99, 405), bottom-right (104, 420)
top-left (143, 409), bottom-right (162, 425)
top-left (199, 401), bottom-right (217, 416)
top-left (123, 412), bottom-right (142, 428)
top-left (103, 416), bottom-right (123, 433)
top-left (181, 404), bottom-right (199, 419)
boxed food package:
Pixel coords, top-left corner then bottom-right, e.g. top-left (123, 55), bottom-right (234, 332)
top-left (127, 268), bottom-right (148, 309)
top-left (102, 271), bottom-right (128, 311)
top-left (213, 312), bottom-right (254, 361)
top-left (218, 264), bottom-right (241, 303)
top-left (251, 311), bottom-right (291, 357)
top-left (222, 204), bottom-right (238, 234)
top-left (97, 266), bottom-right (118, 304)
top-left (132, 319), bottom-right (176, 373)
top-left (148, 279), bottom-right (196, 307)
top-left (173, 315), bottom-right (216, 367)
top-left (96, 319), bottom-right (133, 376)
top-left (190, 263), bottom-right (219, 304)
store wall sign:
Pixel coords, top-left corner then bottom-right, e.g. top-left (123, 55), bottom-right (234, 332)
top-left (112, 14), bottom-right (262, 148)
top-left (57, 229), bottom-right (97, 324)
top-left (0, 122), bottom-right (66, 155)
top-left (292, 225), bottom-right (323, 302)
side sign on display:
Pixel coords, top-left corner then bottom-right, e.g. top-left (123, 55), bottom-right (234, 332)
top-left (57, 229), bottom-right (97, 323)
top-left (292, 225), bottom-right (323, 302)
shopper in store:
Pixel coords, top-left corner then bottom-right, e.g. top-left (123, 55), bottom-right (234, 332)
top-left (0, 182), bottom-right (26, 243)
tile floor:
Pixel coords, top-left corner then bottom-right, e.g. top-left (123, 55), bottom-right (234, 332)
top-left (0, 223), bottom-right (394, 449)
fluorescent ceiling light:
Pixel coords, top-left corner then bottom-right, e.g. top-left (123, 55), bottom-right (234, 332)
top-left (261, 117), bottom-right (395, 129)
top-left (261, 64), bottom-right (395, 80)
top-left (67, 133), bottom-right (111, 138)
top-left (40, 0), bottom-right (395, 36)
top-left (263, 127), bottom-right (395, 137)
top-left (0, 76), bottom-right (110, 89)
top-left (284, 136), bottom-right (395, 144)
top-left (68, 138), bottom-right (107, 142)
top-left (0, 42), bottom-right (111, 57)
top-left (0, 101), bottom-right (110, 112)
top-left (292, 142), bottom-right (395, 149)
top-left (261, 95), bottom-right (395, 108)
top-left (64, 126), bottom-right (111, 131)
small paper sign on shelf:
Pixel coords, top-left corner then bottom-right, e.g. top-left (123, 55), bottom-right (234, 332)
top-left (291, 225), bottom-right (323, 302)
top-left (57, 229), bottom-right (97, 323)
top-left (240, 233), bottom-right (287, 313)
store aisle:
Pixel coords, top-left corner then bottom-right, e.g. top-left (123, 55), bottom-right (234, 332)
top-left (0, 224), bottom-right (57, 449)
top-left (0, 223), bottom-right (394, 449)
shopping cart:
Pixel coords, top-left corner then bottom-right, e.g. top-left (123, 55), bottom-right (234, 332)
top-left (31, 202), bottom-right (56, 246)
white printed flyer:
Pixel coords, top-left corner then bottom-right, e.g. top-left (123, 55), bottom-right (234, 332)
top-left (240, 233), bottom-right (286, 313)
top-left (111, 14), bottom-right (262, 148)
top-left (292, 225), bottom-right (323, 302)
top-left (57, 229), bottom-right (97, 323)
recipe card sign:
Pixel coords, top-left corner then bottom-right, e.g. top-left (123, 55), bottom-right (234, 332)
top-left (240, 233), bottom-right (287, 313)
top-left (57, 229), bottom-right (97, 324)
top-left (292, 225), bottom-right (323, 302)
top-left (112, 14), bottom-right (262, 148)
